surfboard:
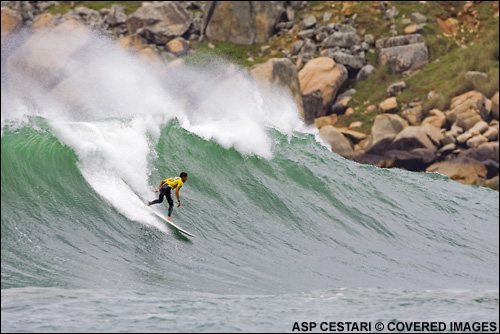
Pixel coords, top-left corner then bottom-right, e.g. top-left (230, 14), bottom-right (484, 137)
top-left (150, 210), bottom-right (195, 237)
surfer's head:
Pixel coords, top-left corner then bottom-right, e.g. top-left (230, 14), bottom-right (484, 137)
top-left (180, 172), bottom-right (188, 182)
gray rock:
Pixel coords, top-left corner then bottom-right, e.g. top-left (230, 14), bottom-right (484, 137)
top-left (319, 126), bottom-right (354, 156)
top-left (411, 12), bottom-right (427, 23)
top-left (203, 1), bottom-right (284, 45)
top-left (285, 6), bottom-right (295, 21)
top-left (336, 88), bottom-right (357, 100)
top-left (402, 18), bottom-right (412, 25)
top-left (378, 43), bottom-right (429, 74)
top-left (466, 135), bottom-right (488, 148)
top-left (302, 90), bottom-right (324, 124)
top-left (360, 41), bottom-right (370, 51)
top-left (384, 6), bottom-right (399, 20)
top-left (300, 15), bottom-right (317, 30)
top-left (291, 40), bottom-right (305, 55)
top-left (128, 2), bottom-right (192, 44)
top-left (484, 127), bottom-right (499, 141)
top-left (469, 121), bottom-right (489, 135)
top-left (438, 143), bottom-right (457, 155)
top-left (276, 21), bottom-right (294, 30)
top-left (458, 142), bottom-right (499, 162)
top-left (364, 34), bottom-right (375, 45)
top-left (383, 148), bottom-right (436, 171)
top-left (315, 31), bottom-right (329, 43)
top-left (456, 110), bottom-right (483, 132)
top-left (322, 31), bottom-right (361, 48)
top-left (375, 34), bottom-right (424, 49)
top-left (457, 132), bottom-right (473, 145)
top-left (365, 114), bottom-right (408, 154)
top-left (332, 51), bottom-right (366, 69)
top-left (387, 81), bottom-right (407, 97)
top-left (441, 133), bottom-right (457, 146)
top-left (301, 39), bottom-right (317, 55)
top-left (387, 126), bottom-right (437, 153)
top-left (356, 64), bottom-right (374, 81)
top-left (297, 29), bottom-right (315, 40)
top-left (465, 71), bottom-right (488, 81)
top-left (421, 123), bottom-right (445, 146)
top-left (107, 4), bottom-right (127, 26)
top-left (483, 159), bottom-right (500, 178)
top-left (330, 95), bottom-right (352, 115)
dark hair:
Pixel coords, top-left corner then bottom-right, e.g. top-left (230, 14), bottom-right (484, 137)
top-left (180, 172), bottom-right (188, 178)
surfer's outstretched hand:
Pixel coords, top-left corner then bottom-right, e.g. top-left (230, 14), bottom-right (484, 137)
top-left (152, 189), bottom-right (158, 193)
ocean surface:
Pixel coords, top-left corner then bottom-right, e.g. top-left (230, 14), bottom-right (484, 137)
top-left (1, 29), bottom-right (499, 332)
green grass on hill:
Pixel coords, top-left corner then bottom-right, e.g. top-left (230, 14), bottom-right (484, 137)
top-left (334, 1), bottom-right (499, 130)
top-left (48, 1), bottom-right (144, 15)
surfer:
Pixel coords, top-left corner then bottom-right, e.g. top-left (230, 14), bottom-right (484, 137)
top-left (147, 172), bottom-right (188, 221)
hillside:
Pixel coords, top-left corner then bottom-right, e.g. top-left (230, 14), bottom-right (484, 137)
top-left (1, 1), bottom-right (498, 190)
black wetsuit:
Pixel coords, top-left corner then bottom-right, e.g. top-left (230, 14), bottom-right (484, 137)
top-left (149, 184), bottom-right (174, 216)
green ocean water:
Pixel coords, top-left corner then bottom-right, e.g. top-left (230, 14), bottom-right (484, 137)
top-left (1, 30), bottom-right (499, 332)
top-left (2, 119), bottom-right (499, 332)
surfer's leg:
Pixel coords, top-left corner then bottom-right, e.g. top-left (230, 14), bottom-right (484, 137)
top-left (167, 189), bottom-right (174, 217)
top-left (149, 193), bottom-right (164, 205)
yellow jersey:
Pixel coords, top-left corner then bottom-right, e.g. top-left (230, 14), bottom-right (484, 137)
top-left (163, 177), bottom-right (183, 189)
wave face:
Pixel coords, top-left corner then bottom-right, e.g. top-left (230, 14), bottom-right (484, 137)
top-left (2, 29), bottom-right (498, 332)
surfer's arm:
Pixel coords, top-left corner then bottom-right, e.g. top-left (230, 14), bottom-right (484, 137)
top-left (175, 186), bottom-right (181, 207)
top-left (153, 180), bottom-right (165, 192)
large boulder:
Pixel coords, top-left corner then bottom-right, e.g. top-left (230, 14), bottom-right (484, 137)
top-left (298, 57), bottom-right (348, 117)
top-left (458, 142), bottom-right (499, 163)
top-left (365, 114), bottom-right (408, 154)
top-left (322, 29), bottom-right (360, 48)
top-left (421, 123), bottom-right (445, 147)
top-left (402, 105), bottom-right (422, 125)
top-left (466, 135), bottom-right (488, 148)
top-left (446, 92), bottom-right (488, 131)
top-left (491, 92), bottom-right (499, 120)
top-left (477, 176), bottom-right (499, 191)
top-left (1, 7), bottom-right (22, 43)
top-left (455, 110), bottom-right (483, 131)
top-left (127, 2), bottom-right (192, 45)
top-left (319, 125), bottom-right (354, 156)
top-left (421, 109), bottom-right (446, 128)
top-left (314, 114), bottom-right (338, 129)
top-left (250, 58), bottom-right (304, 121)
top-left (203, 1), bottom-right (285, 45)
top-left (331, 51), bottom-right (366, 70)
top-left (427, 157), bottom-right (487, 185)
top-left (375, 34), bottom-right (425, 49)
top-left (301, 90), bottom-right (323, 123)
top-left (378, 43), bottom-right (429, 74)
top-left (386, 126), bottom-right (437, 153)
top-left (338, 128), bottom-right (367, 144)
top-left (107, 4), bottom-right (128, 26)
top-left (382, 148), bottom-right (436, 171)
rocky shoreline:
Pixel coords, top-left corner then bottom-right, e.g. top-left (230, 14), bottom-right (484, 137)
top-left (2, 1), bottom-right (498, 190)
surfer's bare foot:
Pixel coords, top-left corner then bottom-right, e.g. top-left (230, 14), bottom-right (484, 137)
top-left (167, 216), bottom-right (172, 222)
top-left (146, 202), bottom-right (151, 207)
